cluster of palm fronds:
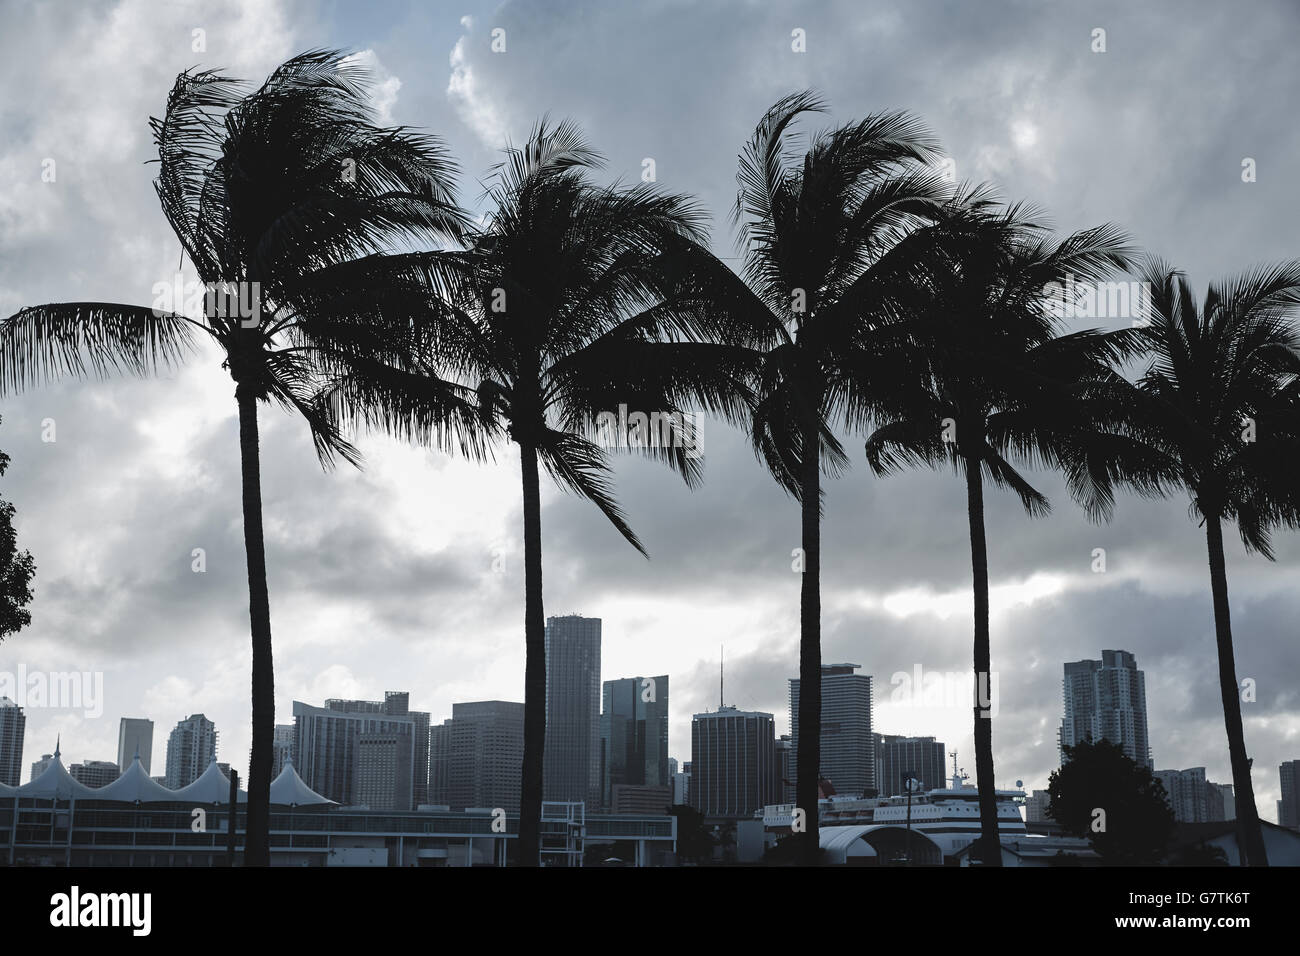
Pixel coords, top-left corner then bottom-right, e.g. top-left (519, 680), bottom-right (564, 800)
top-left (2, 51), bottom-right (1297, 867)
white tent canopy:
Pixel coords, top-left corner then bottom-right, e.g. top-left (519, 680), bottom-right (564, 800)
top-left (173, 759), bottom-right (247, 804)
top-left (269, 759), bottom-right (334, 806)
top-left (16, 752), bottom-right (96, 800)
top-left (94, 756), bottom-right (178, 803)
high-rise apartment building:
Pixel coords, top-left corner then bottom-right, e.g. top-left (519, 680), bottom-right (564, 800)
top-left (29, 753), bottom-right (53, 783)
top-left (164, 714), bottom-right (218, 789)
top-left (0, 697), bottom-right (25, 786)
top-left (1279, 760), bottom-right (1300, 830)
top-left (272, 724), bottom-right (294, 779)
top-left (1024, 789), bottom-right (1052, 823)
top-left (600, 675), bottom-right (669, 809)
top-left (429, 700), bottom-right (525, 811)
top-left (292, 692), bottom-right (426, 809)
top-left (874, 734), bottom-right (947, 796)
top-left (1060, 650), bottom-right (1152, 768)
top-left (690, 706), bottom-right (776, 818)
top-left (543, 615), bottom-right (601, 806)
top-left (117, 718), bottom-right (154, 774)
top-left (70, 760), bottom-right (120, 788)
top-left (789, 664), bottom-right (875, 798)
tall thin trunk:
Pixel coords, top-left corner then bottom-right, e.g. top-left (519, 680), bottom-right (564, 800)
top-left (796, 412), bottom-right (822, 865)
top-left (964, 455), bottom-right (1001, 866)
top-left (1204, 514), bottom-right (1268, 866)
top-left (518, 441), bottom-right (546, 866)
top-left (236, 382), bottom-right (273, 867)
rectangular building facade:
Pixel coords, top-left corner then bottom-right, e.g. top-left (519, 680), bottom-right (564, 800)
top-left (690, 707), bottom-right (776, 818)
top-left (429, 700), bottom-right (525, 812)
top-left (600, 675), bottom-right (669, 810)
top-left (544, 615), bottom-right (602, 806)
top-left (789, 664), bottom-right (875, 798)
top-left (1280, 760), bottom-right (1300, 830)
top-left (293, 693), bottom-right (426, 810)
top-left (117, 718), bottom-right (154, 775)
top-left (875, 734), bottom-right (947, 797)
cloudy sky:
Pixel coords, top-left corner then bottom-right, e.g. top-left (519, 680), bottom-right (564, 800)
top-left (0, 0), bottom-right (1297, 817)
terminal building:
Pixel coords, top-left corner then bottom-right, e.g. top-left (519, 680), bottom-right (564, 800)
top-left (0, 744), bottom-right (675, 867)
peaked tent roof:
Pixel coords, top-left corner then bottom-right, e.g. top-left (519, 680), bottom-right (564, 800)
top-left (16, 754), bottom-right (97, 799)
top-left (93, 756), bottom-right (176, 803)
top-left (172, 760), bottom-right (247, 804)
top-left (269, 759), bottom-right (335, 806)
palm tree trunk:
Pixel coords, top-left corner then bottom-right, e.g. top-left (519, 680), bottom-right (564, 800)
top-left (236, 382), bottom-right (273, 867)
top-left (517, 441), bottom-right (546, 866)
top-left (796, 413), bottom-right (822, 865)
top-left (964, 455), bottom-right (1001, 866)
top-left (1204, 514), bottom-right (1269, 866)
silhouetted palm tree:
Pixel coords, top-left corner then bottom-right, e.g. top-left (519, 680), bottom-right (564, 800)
top-left (727, 92), bottom-right (950, 862)
top-left (334, 120), bottom-right (753, 865)
top-left (865, 202), bottom-right (1138, 865)
top-left (1120, 258), bottom-right (1300, 866)
top-left (0, 50), bottom-right (465, 864)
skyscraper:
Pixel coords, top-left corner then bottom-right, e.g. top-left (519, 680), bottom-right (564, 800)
top-left (0, 697), bottom-right (25, 786)
top-left (599, 675), bottom-right (669, 809)
top-left (429, 700), bottom-right (525, 811)
top-left (271, 723), bottom-right (294, 779)
top-left (544, 614), bottom-right (601, 806)
top-left (789, 664), bottom-right (875, 797)
top-left (29, 753), bottom-right (53, 783)
top-left (1155, 767), bottom-right (1232, 823)
top-left (117, 717), bottom-right (154, 774)
top-left (164, 714), bottom-right (218, 789)
top-left (1024, 789), bottom-right (1052, 823)
top-left (70, 760), bottom-right (119, 788)
top-left (690, 706), bottom-right (776, 818)
top-left (292, 692), bottom-right (425, 809)
top-left (1060, 649), bottom-right (1152, 768)
top-left (875, 734), bottom-right (947, 796)
top-left (1279, 760), bottom-right (1300, 830)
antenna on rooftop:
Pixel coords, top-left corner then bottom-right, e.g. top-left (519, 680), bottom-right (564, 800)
top-left (720, 644), bottom-right (724, 710)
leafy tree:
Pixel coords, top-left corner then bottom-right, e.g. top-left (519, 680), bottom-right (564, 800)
top-left (1119, 258), bottom-right (1300, 866)
top-left (668, 804), bottom-right (714, 864)
top-left (0, 424), bottom-right (35, 641)
top-left (865, 200), bottom-right (1138, 864)
top-left (1047, 739), bottom-right (1175, 865)
top-left (0, 51), bottom-right (465, 863)
top-left (333, 120), bottom-right (752, 864)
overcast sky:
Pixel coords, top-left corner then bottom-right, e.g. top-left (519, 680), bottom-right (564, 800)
top-left (0, 0), bottom-right (1297, 817)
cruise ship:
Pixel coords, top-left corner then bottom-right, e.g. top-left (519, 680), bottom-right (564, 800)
top-left (762, 767), bottom-right (1028, 865)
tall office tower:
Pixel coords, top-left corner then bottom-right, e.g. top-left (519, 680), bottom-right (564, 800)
top-left (29, 753), bottom-right (53, 783)
top-left (0, 697), bottom-right (24, 786)
top-left (1154, 767), bottom-right (1233, 823)
top-left (383, 692), bottom-right (431, 807)
top-left (353, 732), bottom-right (413, 810)
top-left (117, 717), bottom-right (154, 774)
top-left (680, 761), bottom-right (692, 806)
top-left (789, 664), bottom-right (875, 798)
top-left (1279, 760), bottom-right (1300, 829)
top-left (599, 675), bottom-right (669, 809)
top-left (70, 760), bottom-right (120, 788)
top-left (690, 706), bottom-right (776, 818)
top-left (1060, 649), bottom-right (1152, 768)
top-left (775, 735), bottom-right (794, 802)
top-left (874, 735), bottom-right (947, 796)
top-left (165, 714), bottom-right (218, 788)
top-left (1209, 782), bottom-right (1235, 822)
top-left (271, 724), bottom-right (294, 779)
top-left (543, 614), bottom-right (602, 806)
top-left (292, 692), bottom-right (425, 809)
top-left (1024, 789), bottom-right (1053, 823)
top-left (429, 701), bottom-right (525, 811)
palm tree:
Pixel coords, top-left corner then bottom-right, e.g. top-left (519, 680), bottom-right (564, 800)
top-left (0, 50), bottom-right (466, 864)
top-left (864, 201), bottom-right (1138, 865)
top-left (1120, 258), bottom-right (1300, 866)
top-left (332, 120), bottom-right (754, 865)
top-left (726, 92), bottom-right (950, 862)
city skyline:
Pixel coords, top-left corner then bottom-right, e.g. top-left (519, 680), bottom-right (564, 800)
top-left (3, 0), bottom-right (1299, 835)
